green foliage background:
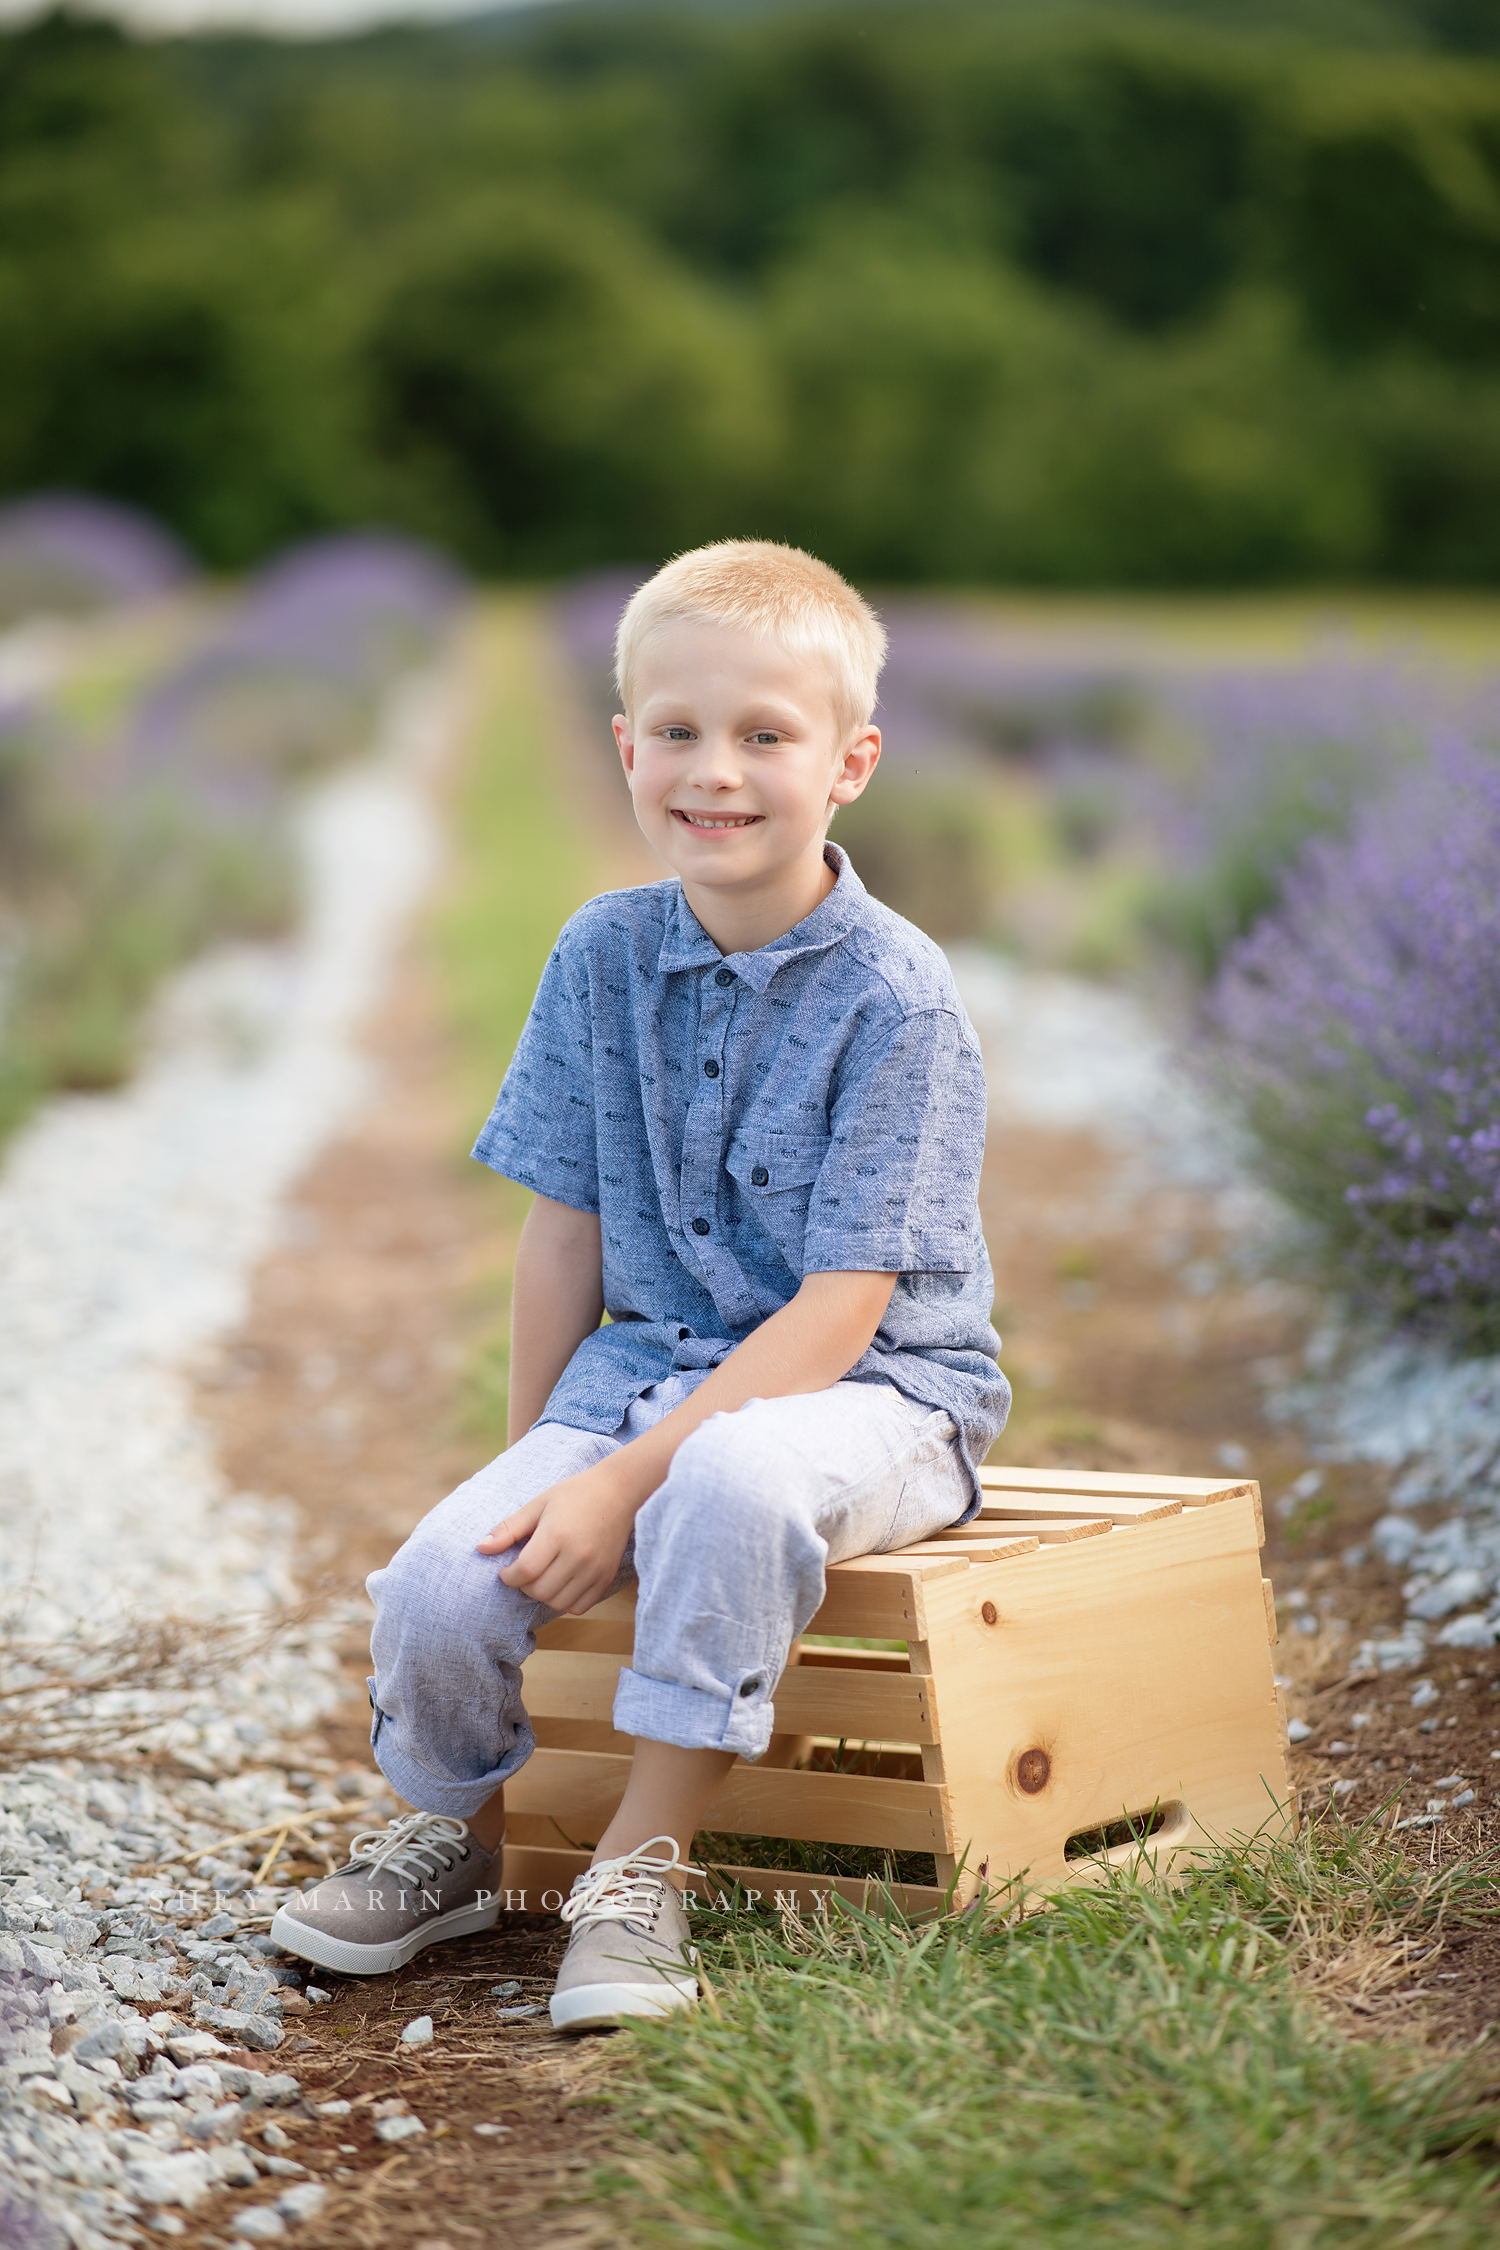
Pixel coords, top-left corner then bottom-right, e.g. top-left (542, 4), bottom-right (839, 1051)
top-left (6, 0), bottom-right (1500, 581)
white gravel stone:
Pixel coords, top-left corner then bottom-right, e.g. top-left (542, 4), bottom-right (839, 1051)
top-left (399, 2015), bottom-right (433, 2046)
top-left (232, 2205), bottom-right (288, 2240)
top-left (374, 2113), bottom-right (426, 2142)
top-left (276, 2182), bottom-right (329, 2224)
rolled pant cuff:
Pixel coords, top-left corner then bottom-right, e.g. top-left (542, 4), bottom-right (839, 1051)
top-left (370, 1700), bottom-right (536, 1821)
top-left (613, 1666), bottom-right (772, 1759)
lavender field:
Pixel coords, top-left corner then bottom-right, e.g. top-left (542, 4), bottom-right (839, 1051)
top-left (4, 514), bottom-right (1500, 2247)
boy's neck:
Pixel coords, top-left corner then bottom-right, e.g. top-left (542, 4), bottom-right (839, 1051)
top-left (680, 841), bottom-right (837, 958)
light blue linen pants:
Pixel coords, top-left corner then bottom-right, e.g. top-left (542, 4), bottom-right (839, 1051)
top-left (365, 1374), bottom-right (968, 1818)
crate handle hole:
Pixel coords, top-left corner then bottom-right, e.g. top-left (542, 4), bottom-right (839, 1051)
top-left (1064, 1800), bottom-right (1189, 1863)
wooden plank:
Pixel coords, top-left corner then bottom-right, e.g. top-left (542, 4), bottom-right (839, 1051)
top-left (808, 1558), bottom-right (943, 1641)
top-left (525, 1649), bottom-right (623, 1725)
top-left (774, 1665), bottom-right (936, 1743)
top-left (531, 1717), bottom-right (631, 1755)
top-left (978, 1494), bottom-right (1182, 1525)
top-left (525, 1646), bottom-right (938, 1743)
top-left (932, 1517), bottom-right (1112, 1545)
top-left (889, 1535), bottom-right (1040, 1564)
top-left (532, 1618), bottom-right (634, 1655)
top-left (509, 1746), bottom-right (951, 1852)
top-left (982, 1466), bottom-right (1264, 1544)
top-left (980, 1467), bottom-right (1251, 1502)
top-left (1262, 1577), bottom-right (1278, 1647)
top-left (499, 1842), bottom-right (946, 1920)
top-left (915, 1489), bottom-right (1290, 1904)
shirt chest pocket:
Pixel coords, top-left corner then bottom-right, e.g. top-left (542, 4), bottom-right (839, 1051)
top-left (724, 1133), bottom-right (830, 1271)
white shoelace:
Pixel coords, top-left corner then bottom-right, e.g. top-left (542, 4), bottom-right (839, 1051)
top-left (560, 1835), bottom-right (698, 1930)
top-left (344, 1811), bottom-right (472, 1886)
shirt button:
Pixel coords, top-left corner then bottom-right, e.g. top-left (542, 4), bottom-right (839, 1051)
top-left (703, 1059), bottom-right (719, 1078)
top-left (751, 1166), bottom-right (769, 1187)
top-left (692, 1217), bottom-right (711, 1236)
top-left (714, 967), bottom-right (735, 987)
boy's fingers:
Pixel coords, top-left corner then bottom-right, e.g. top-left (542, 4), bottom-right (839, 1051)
top-left (477, 1499), bottom-right (545, 1553)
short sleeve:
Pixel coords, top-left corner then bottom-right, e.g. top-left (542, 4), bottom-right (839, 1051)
top-left (802, 1010), bottom-right (986, 1273)
top-left (471, 939), bottom-right (600, 1212)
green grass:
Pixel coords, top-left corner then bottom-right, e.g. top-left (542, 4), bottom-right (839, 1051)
top-left (433, 597), bottom-right (608, 1440)
top-left (603, 1817), bottom-right (1500, 2249)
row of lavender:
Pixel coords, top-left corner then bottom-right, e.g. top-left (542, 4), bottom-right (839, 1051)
top-left (0, 498), bottom-right (463, 1146)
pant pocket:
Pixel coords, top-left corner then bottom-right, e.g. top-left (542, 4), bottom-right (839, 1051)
top-left (874, 1416), bottom-right (967, 1552)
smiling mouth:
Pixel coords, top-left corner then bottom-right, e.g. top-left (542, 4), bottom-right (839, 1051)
top-left (672, 810), bottom-right (763, 830)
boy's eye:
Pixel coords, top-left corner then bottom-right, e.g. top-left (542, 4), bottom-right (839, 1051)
top-left (749, 732), bottom-right (781, 746)
top-left (662, 727), bottom-right (694, 742)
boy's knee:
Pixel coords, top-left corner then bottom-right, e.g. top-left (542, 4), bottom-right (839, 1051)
top-left (649, 1415), bottom-right (818, 1552)
top-left (369, 1517), bottom-right (526, 1672)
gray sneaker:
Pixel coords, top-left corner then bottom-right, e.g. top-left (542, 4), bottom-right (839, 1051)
top-left (270, 1812), bottom-right (501, 1977)
top-left (550, 1836), bottom-right (699, 2033)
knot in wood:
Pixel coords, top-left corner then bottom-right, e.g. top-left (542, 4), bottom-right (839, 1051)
top-left (1016, 1747), bottom-right (1051, 1795)
top-left (980, 1601), bottom-right (999, 1626)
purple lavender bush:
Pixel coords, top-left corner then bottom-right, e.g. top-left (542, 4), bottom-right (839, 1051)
top-left (1207, 738), bottom-right (1500, 1349)
top-left (0, 495), bottom-right (190, 624)
top-left (124, 532), bottom-right (465, 803)
top-left (1149, 659), bottom-right (1500, 978)
top-left (1, 530), bottom-right (464, 1140)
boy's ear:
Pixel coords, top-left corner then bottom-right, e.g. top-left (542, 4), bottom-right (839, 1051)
top-left (613, 713), bottom-right (635, 776)
top-left (829, 725), bottom-right (881, 808)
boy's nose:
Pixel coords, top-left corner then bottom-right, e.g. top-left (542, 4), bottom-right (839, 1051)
top-left (682, 739), bottom-right (743, 787)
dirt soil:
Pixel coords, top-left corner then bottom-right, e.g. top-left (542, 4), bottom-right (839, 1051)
top-left (172, 689), bottom-right (1498, 2246)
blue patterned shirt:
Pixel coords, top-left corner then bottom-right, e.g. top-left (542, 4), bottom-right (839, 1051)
top-left (473, 845), bottom-right (1009, 1507)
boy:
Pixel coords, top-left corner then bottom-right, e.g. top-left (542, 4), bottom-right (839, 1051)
top-left (271, 541), bottom-right (1009, 2030)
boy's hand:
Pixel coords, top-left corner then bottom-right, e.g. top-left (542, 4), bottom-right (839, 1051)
top-left (476, 1458), bottom-right (641, 1616)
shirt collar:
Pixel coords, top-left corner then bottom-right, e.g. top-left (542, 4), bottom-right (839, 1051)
top-left (657, 844), bottom-right (870, 992)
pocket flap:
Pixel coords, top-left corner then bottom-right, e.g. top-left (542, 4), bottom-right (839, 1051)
top-left (725, 1134), bottom-right (829, 1192)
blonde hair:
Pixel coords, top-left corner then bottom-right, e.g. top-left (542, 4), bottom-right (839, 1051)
top-left (614, 540), bottom-right (887, 739)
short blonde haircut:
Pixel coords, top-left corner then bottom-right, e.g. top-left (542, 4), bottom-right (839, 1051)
top-left (615, 540), bottom-right (887, 739)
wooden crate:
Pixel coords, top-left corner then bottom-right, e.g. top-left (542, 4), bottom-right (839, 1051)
top-left (500, 1467), bottom-right (1293, 1917)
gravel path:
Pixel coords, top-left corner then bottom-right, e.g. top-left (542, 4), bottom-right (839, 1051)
top-left (1, 675), bottom-right (450, 2250)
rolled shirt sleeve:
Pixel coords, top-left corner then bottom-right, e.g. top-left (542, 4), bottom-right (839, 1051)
top-left (803, 1009), bottom-right (987, 1275)
top-left (472, 939), bottom-right (600, 1213)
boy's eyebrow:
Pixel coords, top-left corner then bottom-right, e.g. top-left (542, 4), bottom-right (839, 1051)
top-left (641, 700), bottom-right (808, 731)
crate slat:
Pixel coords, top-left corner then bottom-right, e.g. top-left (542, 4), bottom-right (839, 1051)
top-left (524, 1646), bottom-right (938, 1743)
top-left (932, 1517), bottom-right (1112, 1545)
top-left (980, 1468), bottom-right (1252, 1502)
top-left (889, 1534), bottom-right (1042, 1564)
top-left (509, 1746), bottom-right (952, 1851)
top-left (532, 1617), bottom-right (635, 1655)
top-left (978, 1494), bottom-right (1183, 1524)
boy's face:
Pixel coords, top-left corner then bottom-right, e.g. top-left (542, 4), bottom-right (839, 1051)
top-left (614, 619), bottom-right (880, 919)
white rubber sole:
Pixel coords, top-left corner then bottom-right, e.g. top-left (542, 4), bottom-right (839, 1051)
top-left (550, 1978), bottom-right (699, 2033)
top-left (269, 1896), bottom-right (501, 1977)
